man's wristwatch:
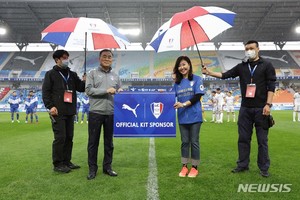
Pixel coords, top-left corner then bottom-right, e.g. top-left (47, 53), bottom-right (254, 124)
top-left (266, 103), bottom-right (272, 108)
top-left (183, 103), bottom-right (187, 107)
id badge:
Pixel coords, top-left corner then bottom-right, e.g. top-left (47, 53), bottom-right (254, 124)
top-left (246, 84), bottom-right (256, 98)
top-left (64, 90), bottom-right (73, 103)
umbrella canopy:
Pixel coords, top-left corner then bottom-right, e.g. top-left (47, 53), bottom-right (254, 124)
top-left (149, 6), bottom-right (236, 65)
top-left (41, 17), bottom-right (130, 50)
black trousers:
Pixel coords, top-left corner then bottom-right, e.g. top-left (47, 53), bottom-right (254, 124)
top-left (237, 107), bottom-right (270, 171)
top-left (87, 112), bottom-right (114, 173)
top-left (51, 115), bottom-right (74, 167)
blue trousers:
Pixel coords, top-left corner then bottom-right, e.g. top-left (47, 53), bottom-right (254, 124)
top-left (179, 122), bottom-right (201, 166)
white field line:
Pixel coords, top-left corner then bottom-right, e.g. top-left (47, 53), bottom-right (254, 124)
top-left (147, 137), bottom-right (159, 200)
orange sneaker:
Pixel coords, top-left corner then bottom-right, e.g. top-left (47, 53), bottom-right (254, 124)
top-left (179, 166), bottom-right (189, 177)
top-left (187, 167), bottom-right (198, 178)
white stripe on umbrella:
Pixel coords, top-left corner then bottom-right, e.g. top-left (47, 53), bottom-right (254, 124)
top-left (59, 18), bottom-right (121, 49)
top-left (193, 14), bottom-right (234, 40)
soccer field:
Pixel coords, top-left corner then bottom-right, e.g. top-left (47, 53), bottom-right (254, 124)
top-left (0, 110), bottom-right (299, 200)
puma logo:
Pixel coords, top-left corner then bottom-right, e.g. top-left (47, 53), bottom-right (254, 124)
top-left (14, 56), bottom-right (43, 65)
top-left (122, 104), bottom-right (140, 118)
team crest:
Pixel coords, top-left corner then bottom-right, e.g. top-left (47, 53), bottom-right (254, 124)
top-left (190, 81), bottom-right (194, 86)
top-left (150, 102), bottom-right (164, 119)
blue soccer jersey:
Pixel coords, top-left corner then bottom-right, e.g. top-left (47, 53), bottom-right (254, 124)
top-left (8, 95), bottom-right (21, 112)
top-left (173, 75), bottom-right (205, 124)
top-left (81, 95), bottom-right (90, 113)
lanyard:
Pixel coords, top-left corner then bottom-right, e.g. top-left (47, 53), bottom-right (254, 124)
top-left (58, 71), bottom-right (70, 90)
top-left (248, 64), bottom-right (257, 84)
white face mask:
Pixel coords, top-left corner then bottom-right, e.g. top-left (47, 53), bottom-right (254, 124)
top-left (245, 50), bottom-right (256, 60)
top-left (61, 59), bottom-right (69, 69)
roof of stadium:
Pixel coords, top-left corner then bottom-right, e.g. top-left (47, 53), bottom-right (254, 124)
top-left (0, 0), bottom-right (300, 49)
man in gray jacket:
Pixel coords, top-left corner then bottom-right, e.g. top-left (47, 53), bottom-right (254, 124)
top-left (85, 49), bottom-right (122, 180)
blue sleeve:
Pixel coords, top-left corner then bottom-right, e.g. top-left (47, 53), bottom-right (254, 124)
top-left (194, 76), bottom-right (205, 95)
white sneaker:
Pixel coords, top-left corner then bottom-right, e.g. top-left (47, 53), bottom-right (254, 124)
top-left (11, 120), bottom-right (14, 123)
top-left (86, 121), bottom-right (88, 124)
top-left (25, 121), bottom-right (28, 123)
top-left (81, 121), bottom-right (83, 124)
top-left (17, 120), bottom-right (20, 123)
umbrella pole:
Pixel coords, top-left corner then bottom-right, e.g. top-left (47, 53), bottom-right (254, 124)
top-left (188, 20), bottom-right (204, 67)
top-left (84, 31), bottom-right (87, 74)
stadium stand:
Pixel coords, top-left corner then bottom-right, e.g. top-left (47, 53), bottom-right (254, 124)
top-left (2, 52), bottom-right (48, 71)
top-left (0, 70), bottom-right (9, 78)
top-left (273, 88), bottom-right (294, 103)
top-left (0, 50), bottom-right (299, 112)
top-left (19, 70), bottom-right (37, 78)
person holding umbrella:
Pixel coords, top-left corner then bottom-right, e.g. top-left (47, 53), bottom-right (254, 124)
top-left (173, 55), bottom-right (205, 178)
top-left (42, 49), bottom-right (86, 173)
top-left (202, 40), bottom-right (276, 177)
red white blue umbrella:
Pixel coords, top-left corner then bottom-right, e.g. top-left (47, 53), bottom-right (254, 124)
top-left (41, 17), bottom-right (130, 50)
top-left (41, 17), bottom-right (130, 72)
top-left (149, 6), bottom-right (236, 66)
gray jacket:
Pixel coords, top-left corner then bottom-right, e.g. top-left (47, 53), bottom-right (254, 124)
top-left (85, 66), bottom-right (121, 115)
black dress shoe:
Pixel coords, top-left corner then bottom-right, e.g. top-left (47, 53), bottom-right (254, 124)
top-left (66, 162), bottom-right (81, 169)
top-left (53, 165), bottom-right (71, 173)
top-left (260, 170), bottom-right (270, 177)
top-left (103, 169), bottom-right (118, 177)
top-left (87, 172), bottom-right (96, 180)
top-left (231, 167), bottom-right (249, 173)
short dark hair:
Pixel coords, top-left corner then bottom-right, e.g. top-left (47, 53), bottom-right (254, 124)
top-left (212, 91), bottom-right (216, 94)
top-left (245, 40), bottom-right (259, 47)
top-left (216, 88), bottom-right (221, 91)
top-left (99, 49), bottom-right (113, 57)
top-left (52, 50), bottom-right (69, 60)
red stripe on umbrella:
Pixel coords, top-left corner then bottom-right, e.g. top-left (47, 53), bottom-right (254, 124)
top-left (170, 6), bottom-right (209, 28)
top-left (92, 33), bottom-right (120, 49)
top-left (180, 19), bottom-right (209, 49)
top-left (42, 18), bottom-right (79, 32)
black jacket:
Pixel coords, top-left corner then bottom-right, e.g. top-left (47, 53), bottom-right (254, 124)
top-left (222, 57), bottom-right (276, 108)
top-left (42, 65), bottom-right (85, 115)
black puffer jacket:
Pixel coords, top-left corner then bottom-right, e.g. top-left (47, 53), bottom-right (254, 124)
top-left (42, 65), bottom-right (85, 116)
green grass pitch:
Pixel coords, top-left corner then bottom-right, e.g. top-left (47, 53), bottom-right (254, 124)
top-left (0, 110), bottom-right (299, 200)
